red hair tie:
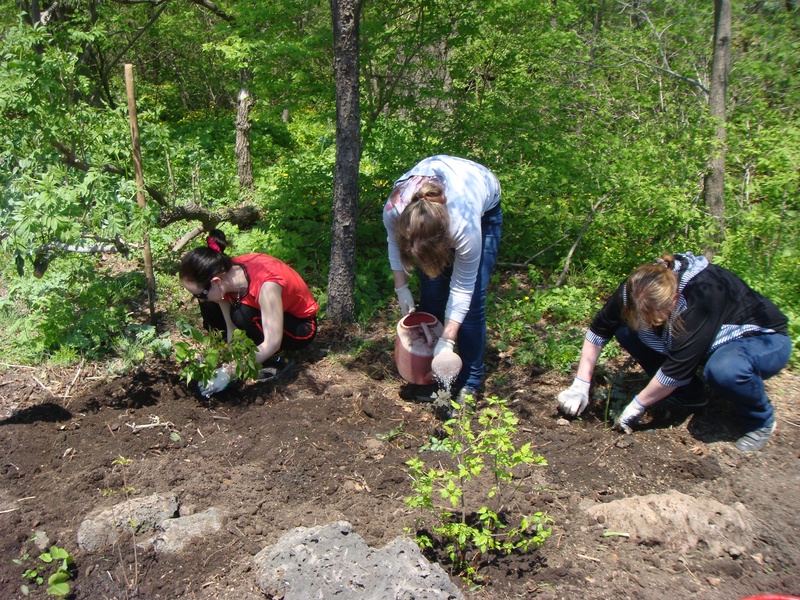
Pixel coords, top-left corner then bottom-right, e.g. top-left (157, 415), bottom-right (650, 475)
top-left (207, 237), bottom-right (221, 252)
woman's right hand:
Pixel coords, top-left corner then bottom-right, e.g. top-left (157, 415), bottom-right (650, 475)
top-left (557, 378), bottom-right (591, 417)
top-left (394, 284), bottom-right (415, 316)
top-left (199, 365), bottom-right (233, 397)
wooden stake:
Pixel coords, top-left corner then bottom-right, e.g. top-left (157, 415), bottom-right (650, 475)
top-left (124, 63), bottom-right (156, 324)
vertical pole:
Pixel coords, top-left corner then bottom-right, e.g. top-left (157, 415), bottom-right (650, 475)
top-left (124, 63), bottom-right (156, 324)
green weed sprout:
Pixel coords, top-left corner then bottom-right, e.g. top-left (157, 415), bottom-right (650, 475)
top-left (13, 544), bottom-right (74, 597)
top-left (405, 394), bottom-right (552, 582)
top-left (174, 323), bottom-right (260, 386)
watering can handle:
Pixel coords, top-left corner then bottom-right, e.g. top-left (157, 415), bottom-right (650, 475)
top-left (420, 322), bottom-right (434, 347)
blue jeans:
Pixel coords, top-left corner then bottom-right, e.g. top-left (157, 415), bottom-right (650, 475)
top-left (418, 203), bottom-right (502, 392)
top-left (703, 333), bottom-right (792, 431)
top-left (616, 326), bottom-right (792, 431)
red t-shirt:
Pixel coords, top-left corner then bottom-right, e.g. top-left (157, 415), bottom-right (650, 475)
top-left (223, 254), bottom-right (318, 319)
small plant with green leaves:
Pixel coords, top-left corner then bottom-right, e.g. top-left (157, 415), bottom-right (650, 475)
top-left (109, 455), bottom-right (140, 591)
top-left (173, 323), bottom-right (260, 386)
top-left (405, 394), bottom-right (552, 582)
top-left (13, 543), bottom-right (74, 597)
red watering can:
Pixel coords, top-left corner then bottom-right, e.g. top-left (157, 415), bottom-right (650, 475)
top-left (394, 312), bottom-right (443, 384)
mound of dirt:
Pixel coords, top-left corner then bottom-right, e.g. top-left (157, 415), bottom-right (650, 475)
top-left (1, 323), bottom-right (798, 599)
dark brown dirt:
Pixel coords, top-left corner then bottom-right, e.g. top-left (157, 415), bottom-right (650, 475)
top-left (1, 321), bottom-right (798, 600)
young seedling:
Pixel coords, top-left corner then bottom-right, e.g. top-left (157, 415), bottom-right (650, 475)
top-left (405, 394), bottom-right (553, 583)
top-left (13, 543), bottom-right (74, 597)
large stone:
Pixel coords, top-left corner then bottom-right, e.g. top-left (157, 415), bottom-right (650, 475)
top-left (152, 507), bottom-right (226, 553)
top-left (77, 493), bottom-right (179, 553)
top-left (581, 489), bottom-right (754, 557)
top-left (254, 520), bottom-right (464, 600)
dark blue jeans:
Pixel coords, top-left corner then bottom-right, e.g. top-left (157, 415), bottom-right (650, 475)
top-left (616, 326), bottom-right (792, 431)
top-left (418, 203), bottom-right (502, 392)
top-left (703, 333), bottom-right (792, 431)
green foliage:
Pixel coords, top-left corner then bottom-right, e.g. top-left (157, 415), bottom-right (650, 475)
top-left (405, 394), bottom-right (552, 581)
top-left (0, 0), bottom-right (798, 365)
top-left (13, 544), bottom-right (74, 597)
top-left (174, 324), bottom-right (260, 385)
top-left (489, 280), bottom-right (598, 371)
top-left (0, 258), bottom-right (141, 364)
top-left (110, 325), bottom-right (173, 374)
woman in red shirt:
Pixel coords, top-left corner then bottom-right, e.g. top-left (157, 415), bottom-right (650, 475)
top-left (180, 230), bottom-right (318, 396)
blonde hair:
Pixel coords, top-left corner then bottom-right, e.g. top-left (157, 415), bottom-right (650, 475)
top-left (396, 181), bottom-right (454, 278)
top-left (623, 254), bottom-right (682, 332)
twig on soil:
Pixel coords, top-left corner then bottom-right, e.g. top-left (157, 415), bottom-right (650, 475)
top-left (779, 416), bottom-right (800, 428)
top-left (203, 539), bottom-right (238, 568)
top-left (577, 553), bottom-right (601, 563)
top-left (678, 556), bottom-right (701, 585)
top-left (63, 360), bottom-right (84, 407)
top-left (31, 375), bottom-right (57, 398)
top-left (0, 362), bottom-right (37, 369)
top-left (588, 438), bottom-right (620, 466)
top-left (125, 415), bottom-right (175, 432)
top-left (0, 508), bottom-right (19, 514)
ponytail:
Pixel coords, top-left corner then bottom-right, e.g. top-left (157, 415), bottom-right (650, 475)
top-left (180, 229), bottom-right (233, 285)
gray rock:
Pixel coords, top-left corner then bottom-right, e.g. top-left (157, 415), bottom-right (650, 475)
top-left (152, 507), bottom-right (226, 553)
top-left (77, 493), bottom-right (179, 552)
top-left (254, 521), bottom-right (464, 600)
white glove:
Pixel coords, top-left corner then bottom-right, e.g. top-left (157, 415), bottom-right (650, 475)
top-left (433, 337), bottom-right (455, 357)
top-left (199, 367), bottom-right (232, 398)
top-left (615, 396), bottom-right (647, 434)
top-left (557, 377), bottom-right (591, 417)
top-left (395, 284), bottom-right (415, 316)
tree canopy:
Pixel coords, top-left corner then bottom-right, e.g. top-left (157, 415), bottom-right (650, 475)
top-left (1, 0), bottom-right (798, 365)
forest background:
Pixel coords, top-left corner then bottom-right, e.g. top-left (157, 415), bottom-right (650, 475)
top-left (0, 0), bottom-right (798, 374)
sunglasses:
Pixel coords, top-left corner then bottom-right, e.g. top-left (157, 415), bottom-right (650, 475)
top-left (191, 286), bottom-right (210, 300)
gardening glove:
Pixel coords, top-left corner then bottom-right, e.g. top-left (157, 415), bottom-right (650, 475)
top-left (433, 337), bottom-right (455, 357)
top-left (394, 284), bottom-right (415, 316)
top-left (557, 377), bottom-right (591, 417)
top-left (615, 396), bottom-right (647, 434)
top-left (199, 366), bottom-right (232, 398)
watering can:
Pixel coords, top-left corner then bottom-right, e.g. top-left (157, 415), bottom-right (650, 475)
top-left (394, 312), bottom-right (443, 384)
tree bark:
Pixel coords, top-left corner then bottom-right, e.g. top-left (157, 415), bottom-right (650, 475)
top-left (704, 0), bottom-right (731, 246)
top-left (235, 68), bottom-right (254, 190)
top-left (327, 0), bottom-right (362, 325)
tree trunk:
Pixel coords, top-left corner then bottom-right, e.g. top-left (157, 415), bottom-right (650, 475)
top-left (704, 0), bottom-right (731, 246)
top-left (235, 68), bottom-right (254, 190)
top-left (327, 0), bottom-right (362, 325)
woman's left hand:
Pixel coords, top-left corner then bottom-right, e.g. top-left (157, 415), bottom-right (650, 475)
top-left (614, 396), bottom-right (646, 434)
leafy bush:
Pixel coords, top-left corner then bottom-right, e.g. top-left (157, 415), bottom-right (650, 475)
top-left (173, 324), bottom-right (260, 385)
top-left (406, 394), bottom-right (552, 582)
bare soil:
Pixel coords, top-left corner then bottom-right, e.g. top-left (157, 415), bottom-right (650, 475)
top-left (1, 320), bottom-right (798, 600)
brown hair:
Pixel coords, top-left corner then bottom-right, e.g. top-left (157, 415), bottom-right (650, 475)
top-left (395, 181), bottom-right (454, 278)
top-left (622, 254), bottom-right (682, 332)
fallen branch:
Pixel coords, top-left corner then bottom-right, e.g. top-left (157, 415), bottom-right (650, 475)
top-left (500, 234), bottom-right (569, 268)
top-left (125, 415), bottom-right (175, 432)
top-left (171, 226), bottom-right (205, 252)
top-left (159, 204), bottom-right (261, 230)
top-left (555, 195), bottom-right (605, 287)
top-left (588, 437), bottom-right (619, 466)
